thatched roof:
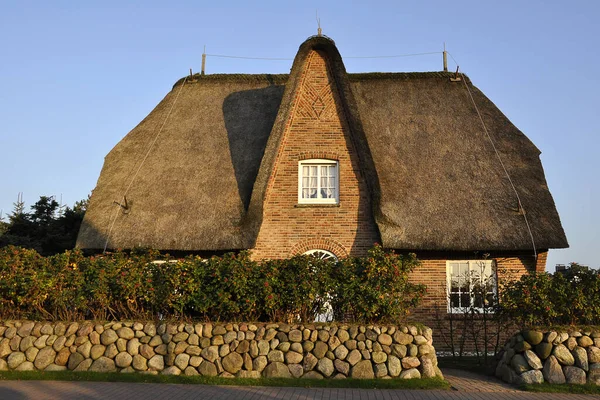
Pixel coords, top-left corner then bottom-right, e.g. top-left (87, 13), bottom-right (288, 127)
top-left (77, 36), bottom-right (567, 252)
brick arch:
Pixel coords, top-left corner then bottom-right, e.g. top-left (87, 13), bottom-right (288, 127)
top-left (297, 151), bottom-right (339, 161)
top-left (291, 238), bottom-right (349, 259)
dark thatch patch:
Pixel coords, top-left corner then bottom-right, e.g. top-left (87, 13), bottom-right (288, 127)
top-left (77, 36), bottom-right (567, 252)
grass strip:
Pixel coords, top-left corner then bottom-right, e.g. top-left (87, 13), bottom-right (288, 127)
top-left (521, 382), bottom-right (600, 395)
top-left (0, 371), bottom-right (449, 390)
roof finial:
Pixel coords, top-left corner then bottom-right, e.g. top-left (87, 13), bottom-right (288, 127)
top-left (316, 10), bottom-right (322, 36)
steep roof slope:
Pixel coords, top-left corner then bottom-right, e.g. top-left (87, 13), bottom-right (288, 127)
top-left (77, 36), bottom-right (567, 252)
top-left (77, 76), bottom-right (286, 251)
top-left (350, 73), bottom-right (566, 250)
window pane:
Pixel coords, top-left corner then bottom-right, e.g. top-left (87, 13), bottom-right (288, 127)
top-left (450, 263), bottom-right (459, 277)
top-left (458, 262), bottom-right (469, 277)
top-left (450, 280), bottom-right (459, 293)
top-left (302, 188), bottom-right (310, 198)
top-left (460, 293), bottom-right (470, 309)
top-left (310, 166), bottom-right (317, 176)
top-left (450, 294), bottom-right (460, 308)
top-left (474, 293), bottom-right (483, 309)
top-left (303, 166), bottom-right (309, 176)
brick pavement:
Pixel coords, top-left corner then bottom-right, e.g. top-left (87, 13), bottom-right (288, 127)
top-left (0, 370), bottom-right (597, 400)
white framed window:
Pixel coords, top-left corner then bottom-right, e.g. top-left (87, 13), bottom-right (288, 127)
top-left (447, 260), bottom-right (497, 313)
top-left (298, 159), bottom-right (339, 204)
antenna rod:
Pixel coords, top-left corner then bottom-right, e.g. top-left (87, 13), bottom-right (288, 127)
top-left (201, 45), bottom-right (206, 76)
top-left (443, 42), bottom-right (448, 72)
top-left (316, 10), bottom-right (322, 36)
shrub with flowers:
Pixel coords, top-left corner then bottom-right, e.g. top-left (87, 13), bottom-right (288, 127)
top-left (0, 245), bottom-right (423, 323)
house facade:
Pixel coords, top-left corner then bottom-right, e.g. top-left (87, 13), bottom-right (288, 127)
top-left (77, 36), bottom-right (567, 340)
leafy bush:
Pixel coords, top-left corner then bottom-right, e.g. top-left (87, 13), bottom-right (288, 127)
top-left (330, 246), bottom-right (426, 323)
top-left (0, 245), bottom-right (423, 323)
top-left (498, 263), bottom-right (600, 327)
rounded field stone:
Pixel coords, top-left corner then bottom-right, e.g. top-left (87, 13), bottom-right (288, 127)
top-left (317, 357), bottom-right (334, 377)
top-left (148, 355), bottom-right (165, 371)
top-left (7, 352), bottom-right (26, 369)
top-left (34, 347), bottom-right (56, 370)
top-left (264, 362), bottom-right (291, 378)
top-left (89, 357), bottom-right (116, 373)
top-left (100, 330), bottom-right (118, 345)
top-left (351, 360), bottom-right (374, 379)
top-left (222, 352), bottom-right (243, 374)
top-left (115, 352), bottom-right (133, 368)
top-left (400, 368), bottom-right (421, 379)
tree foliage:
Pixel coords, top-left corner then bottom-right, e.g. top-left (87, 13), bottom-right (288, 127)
top-left (0, 195), bottom-right (88, 255)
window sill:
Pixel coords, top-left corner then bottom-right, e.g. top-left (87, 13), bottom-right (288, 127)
top-left (295, 203), bottom-right (340, 208)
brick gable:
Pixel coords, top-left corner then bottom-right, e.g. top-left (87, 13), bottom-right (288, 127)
top-left (251, 50), bottom-right (380, 260)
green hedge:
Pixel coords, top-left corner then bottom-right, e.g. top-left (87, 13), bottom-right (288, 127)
top-left (499, 264), bottom-right (600, 327)
top-left (0, 245), bottom-right (425, 323)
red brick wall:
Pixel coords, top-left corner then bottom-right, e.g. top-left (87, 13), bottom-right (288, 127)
top-left (251, 50), bottom-right (380, 260)
top-left (409, 250), bottom-right (548, 351)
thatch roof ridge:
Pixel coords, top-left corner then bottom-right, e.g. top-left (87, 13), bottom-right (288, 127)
top-left (171, 71), bottom-right (472, 88)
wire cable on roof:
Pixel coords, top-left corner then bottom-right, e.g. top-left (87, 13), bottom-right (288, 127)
top-left (206, 54), bottom-right (293, 60)
top-left (205, 51), bottom-right (442, 61)
top-left (345, 51), bottom-right (441, 59)
top-left (456, 65), bottom-right (538, 259)
top-left (102, 76), bottom-right (189, 253)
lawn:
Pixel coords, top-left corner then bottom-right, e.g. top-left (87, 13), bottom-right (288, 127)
top-left (0, 371), bottom-right (449, 390)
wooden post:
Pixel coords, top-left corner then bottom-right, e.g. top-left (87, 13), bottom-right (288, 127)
top-left (201, 45), bottom-right (206, 76)
top-left (443, 42), bottom-right (448, 72)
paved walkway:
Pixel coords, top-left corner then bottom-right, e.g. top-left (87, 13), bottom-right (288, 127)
top-left (0, 369), bottom-right (596, 399)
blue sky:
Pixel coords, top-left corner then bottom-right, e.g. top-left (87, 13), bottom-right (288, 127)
top-left (1, 1), bottom-right (598, 269)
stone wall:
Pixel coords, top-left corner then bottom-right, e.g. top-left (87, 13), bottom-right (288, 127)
top-left (0, 321), bottom-right (442, 380)
top-left (496, 329), bottom-right (600, 385)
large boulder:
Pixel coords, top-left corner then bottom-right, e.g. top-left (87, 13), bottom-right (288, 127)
top-left (573, 346), bottom-right (589, 371)
top-left (588, 364), bottom-right (600, 385)
top-left (518, 370), bottom-right (544, 384)
top-left (522, 330), bottom-right (544, 346)
top-left (534, 342), bottom-right (553, 360)
top-left (588, 346), bottom-right (600, 363)
top-left (100, 330), bottom-right (118, 346)
top-left (400, 368), bottom-right (421, 379)
top-left (34, 347), bottom-right (56, 370)
top-left (542, 356), bottom-right (565, 384)
top-left (7, 352), bottom-right (26, 369)
top-left (552, 344), bottom-right (574, 366)
top-left (387, 355), bottom-right (401, 377)
top-left (524, 350), bottom-right (543, 370)
top-left (511, 354), bottom-right (530, 373)
top-left (564, 366), bottom-right (586, 385)
top-left (264, 362), bottom-right (291, 378)
top-left (350, 360), bottom-right (374, 379)
top-left (317, 358), bottom-right (334, 377)
top-left (222, 353), bottom-right (243, 374)
top-left (89, 357), bottom-right (116, 373)
top-left (198, 361), bottom-right (217, 376)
